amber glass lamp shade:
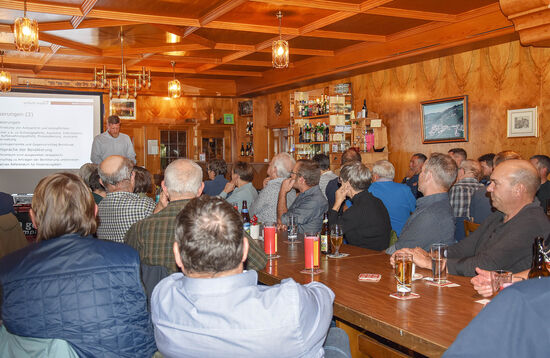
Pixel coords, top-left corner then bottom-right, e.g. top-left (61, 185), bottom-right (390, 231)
top-left (168, 79), bottom-right (181, 99)
top-left (14, 16), bottom-right (39, 52)
top-left (0, 70), bottom-right (11, 92)
top-left (272, 39), bottom-right (289, 68)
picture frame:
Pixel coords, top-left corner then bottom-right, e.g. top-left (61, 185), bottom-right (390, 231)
top-left (420, 95), bottom-right (468, 144)
top-left (223, 113), bottom-right (234, 124)
top-left (238, 100), bottom-right (253, 116)
top-left (110, 98), bottom-right (136, 120)
top-left (507, 107), bottom-right (538, 137)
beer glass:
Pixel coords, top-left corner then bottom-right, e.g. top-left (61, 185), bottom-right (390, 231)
top-left (430, 243), bottom-right (448, 284)
top-left (330, 224), bottom-right (343, 257)
top-left (491, 270), bottom-right (512, 294)
top-left (394, 252), bottom-right (413, 296)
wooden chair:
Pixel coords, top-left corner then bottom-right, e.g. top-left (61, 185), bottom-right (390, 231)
top-left (463, 219), bottom-right (480, 237)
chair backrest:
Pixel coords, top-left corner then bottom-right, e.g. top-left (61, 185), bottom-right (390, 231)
top-left (463, 219), bottom-right (480, 237)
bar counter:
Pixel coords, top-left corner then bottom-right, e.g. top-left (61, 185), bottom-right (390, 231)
top-left (256, 233), bottom-right (485, 357)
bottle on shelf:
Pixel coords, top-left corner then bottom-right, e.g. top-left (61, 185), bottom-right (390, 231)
top-left (240, 143), bottom-right (245, 156)
top-left (299, 126), bottom-right (303, 143)
top-left (528, 237), bottom-right (550, 279)
top-left (241, 201), bottom-right (251, 234)
top-left (361, 99), bottom-right (367, 118)
top-left (245, 143), bottom-right (250, 156)
top-left (320, 212), bottom-right (330, 254)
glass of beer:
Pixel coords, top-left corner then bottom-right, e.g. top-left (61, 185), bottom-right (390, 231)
top-left (394, 253), bottom-right (413, 296)
top-left (330, 224), bottom-right (343, 257)
top-left (430, 243), bottom-right (448, 284)
top-left (491, 270), bottom-right (512, 294)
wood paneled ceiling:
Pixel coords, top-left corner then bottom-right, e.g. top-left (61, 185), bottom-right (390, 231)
top-left (0, 0), bottom-right (517, 96)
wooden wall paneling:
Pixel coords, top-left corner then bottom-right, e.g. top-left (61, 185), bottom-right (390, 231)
top-left (252, 97), bottom-right (268, 163)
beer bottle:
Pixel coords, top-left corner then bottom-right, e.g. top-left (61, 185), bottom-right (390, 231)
top-left (241, 200), bottom-right (251, 234)
top-left (240, 143), bottom-right (245, 156)
top-left (528, 236), bottom-right (550, 279)
top-left (320, 212), bottom-right (330, 254)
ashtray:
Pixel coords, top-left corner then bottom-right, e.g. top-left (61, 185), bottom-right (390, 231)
top-left (373, 146), bottom-right (385, 152)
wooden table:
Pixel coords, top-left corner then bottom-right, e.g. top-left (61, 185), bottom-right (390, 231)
top-left (257, 235), bottom-right (485, 357)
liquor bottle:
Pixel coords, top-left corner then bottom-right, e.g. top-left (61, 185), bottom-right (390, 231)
top-left (241, 200), bottom-right (251, 234)
top-left (362, 99), bottom-right (367, 118)
top-left (240, 143), bottom-right (245, 156)
top-left (245, 143), bottom-right (250, 156)
top-left (299, 126), bottom-right (303, 143)
top-left (324, 123), bottom-right (330, 142)
top-left (528, 236), bottom-right (550, 279)
top-left (320, 212), bottom-right (330, 254)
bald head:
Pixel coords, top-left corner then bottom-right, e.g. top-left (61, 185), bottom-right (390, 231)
top-left (164, 159), bottom-right (203, 198)
top-left (98, 155), bottom-right (134, 190)
top-left (503, 160), bottom-right (540, 198)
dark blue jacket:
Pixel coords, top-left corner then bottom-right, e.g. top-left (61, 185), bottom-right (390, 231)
top-left (203, 175), bottom-right (228, 196)
top-left (0, 234), bottom-right (156, 358)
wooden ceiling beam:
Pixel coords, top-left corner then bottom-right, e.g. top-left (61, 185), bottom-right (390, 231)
top-left (70, 0), bottom-right (98, 29)
top-left (359, 0), bottom-right (395, 12)
top-left (102, 44), bottom-right (207, 56)
top-left (307, 29), bottom-right (385, 42)
top-left (33, 44), bottom-right (61, 73)
top-left (153, 24), bottom-right (216, 48)
top-left (199, 0), bottom-right (249, 25)
top-left (204, 69), bottom-right (262, 77)
top-left (38, 32), bottom-right (102, 55)
top-left (298, 11), bottom-right (356, 34)
top-left (0, 0), bottom-right (82, 16)
top-left (257, 47), bottom-right (335, 56)
top-left (364, 7), bottom-right (459, 22)
top-left (39, 19), bottom-right (137, 31)
top-left (249, 0), bottom-right (361, 12)
top-left (205, 21), bottom-right (299, 35)
top-left (86, 9), bottom-right (200, 27)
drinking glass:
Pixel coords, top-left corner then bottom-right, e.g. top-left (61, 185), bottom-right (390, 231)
top-left (287, 215), bottom-right (298, 243)
top-left (394, 253), bottom-right (413, 296)
top-left (430, 243), bottom-right (448, 284)
top-left (263, 222), bottom-right (277, 259)
top-left (491, 270), bottom-right (512, 294)
top-left (330, 224), bottom-right (343, 257)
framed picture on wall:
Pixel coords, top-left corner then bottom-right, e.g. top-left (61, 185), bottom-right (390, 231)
top-left (420, 95), bottom-right (468, 144)
top-left (507, 107), bottom-right (538, 137)
top-left (238, 100), bottom-right (253, 116)
top-left (110, 98), bottom-right (136, 120)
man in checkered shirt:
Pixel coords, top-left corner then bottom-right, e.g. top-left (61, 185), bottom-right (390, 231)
top-left (449, 159), bottom-right (485, 241)
top-left (97, 155), bottom-right (157, 242)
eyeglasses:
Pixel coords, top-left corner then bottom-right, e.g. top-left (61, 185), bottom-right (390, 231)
top-left (290, 171), bottom-right (302, 177)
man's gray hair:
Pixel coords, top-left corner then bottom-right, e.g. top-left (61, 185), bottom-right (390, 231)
top-left (272, 152), bottom-right (295, 178)
top-left (98, 157), bottom-right (133, 186)
top-left (424, 153), bottom-right (457, 191)
top-left (373, 160), bottom-right (395, 180)
top-left (164, 159), bottom-right (203, 195)
top-left (79, 163), bottom-right (98, 186)
top-left (340, 161), bottom-right (372, 191)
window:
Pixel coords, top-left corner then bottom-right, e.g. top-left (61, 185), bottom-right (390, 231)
top-left (160, 130), bottom-right (187, 170)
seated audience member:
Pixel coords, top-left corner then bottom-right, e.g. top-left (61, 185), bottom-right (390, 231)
top-left (469, 151), bottom-right (521, 224)
top-left (386, 153), bottom-right (457, 254)
top-left (449, 159), bottom-right (484, 241)
top-left (329, 162), bottom-right (391, 250)
top-left (278, 159), bottom-right (328, 233)
top-left (393, 159), bottom-right (550, 276)
top-left (88, 169), bottom-right (106, 204)
top-left (202, 158), bottom-right (228, 196)
top-left (478, 153), bottom-right (495, 185)
top-left (0, 192), bottom-right (27, 259)
top-left (219, 161), bottom-right (258, 212)
top-left (133, 166), bottom-right (154, 197)
top-left (0, 173), bottom-right (156, 357)
top-left (443, 278), bottom-right (550, 358)
top-left (448, 148), bottom-right (467, 167)
top-left (368, 160), bottom-right (416, 237)
top-left (326, 149), bottom-right (362, 209)
top-left (401, 153), bottom-right (427, 199)
top-left (250, 152), bottom-right (296, 223)
top-left (151, 196), bottom-right (351, 358)
top-left (78, 162), bottom-right (97, 186)
top-left (313, 153), bottom-right (338, 200)
top-left (470, 267), bottom-right (529, 297)
top-left (97, 155), bottom-right (157, 242)
top-left (530, 154), bottom-right (550, 209)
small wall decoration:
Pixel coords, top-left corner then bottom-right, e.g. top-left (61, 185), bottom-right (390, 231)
top-left (110, 98), bottom-right (136, 120)
top-left (420, 95), bottom-right (468, 143)
top-left (274, 100), bottom-right (283, 116)
top-left (238, 100), bottom-right (253, 116)
top-left (223, 113), bottom-right (234, 124)
top-left (507, 107), bottom-right (538, 137)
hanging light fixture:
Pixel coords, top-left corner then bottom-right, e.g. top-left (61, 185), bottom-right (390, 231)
top-left (94, 27), bottom-right (151, 99)
top-left (13, 0), bottom-right (39, 52)
top-left (0, 51), bottom-right (11, 92)
top-left (168, 61), bottom-right (181, 99)
top-left (272, 11), bottom-right (289, 69)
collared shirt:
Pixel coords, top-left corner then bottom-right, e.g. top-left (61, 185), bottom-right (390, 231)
top-left (219, 182), bottom-right (258, 212)
top-left (203, 175), bottom-right (228, 196)
top-left (152, 270), bottom-right (334, 358)
top-left (368, 180), bottom-right (416, 236)
top-left (250, 177), bottom-right (296, 223)
top-left (97, 191), bottom-right (155, 243)
top-left (90, 131), bottom-right (136, 164)
top-left (447, 201), bottom-right (550, 276)
top-left (281, 185), bottom-right (328, 234)
top-left (449, 177), bottom-right (484, 217)
top-left (125, 199), bottom-right (190, 273)
top-left (402, 174), bottom-right (423, 199)
top-left (319, 171), bottom-right (338, 200)
top-left (386, 192), bottom-right (455, 254)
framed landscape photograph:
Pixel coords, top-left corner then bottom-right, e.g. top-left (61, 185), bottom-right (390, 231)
top-left (110, 98), bottom-right (136, 120)
top-left (420, 95), bottom-right (468, 144)
top-left (507, 107), bottom-right (538, 137)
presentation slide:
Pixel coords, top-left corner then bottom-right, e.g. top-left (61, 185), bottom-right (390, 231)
top-left (0, 91), bottom-right (103, 193)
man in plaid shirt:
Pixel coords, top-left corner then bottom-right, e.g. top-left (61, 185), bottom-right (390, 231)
top-left (449, 159), bottom-right (484, 241)
top-left (125, 159), bottom-right (268, 274)
top-left (97, 155), bottom-right (156, 242)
